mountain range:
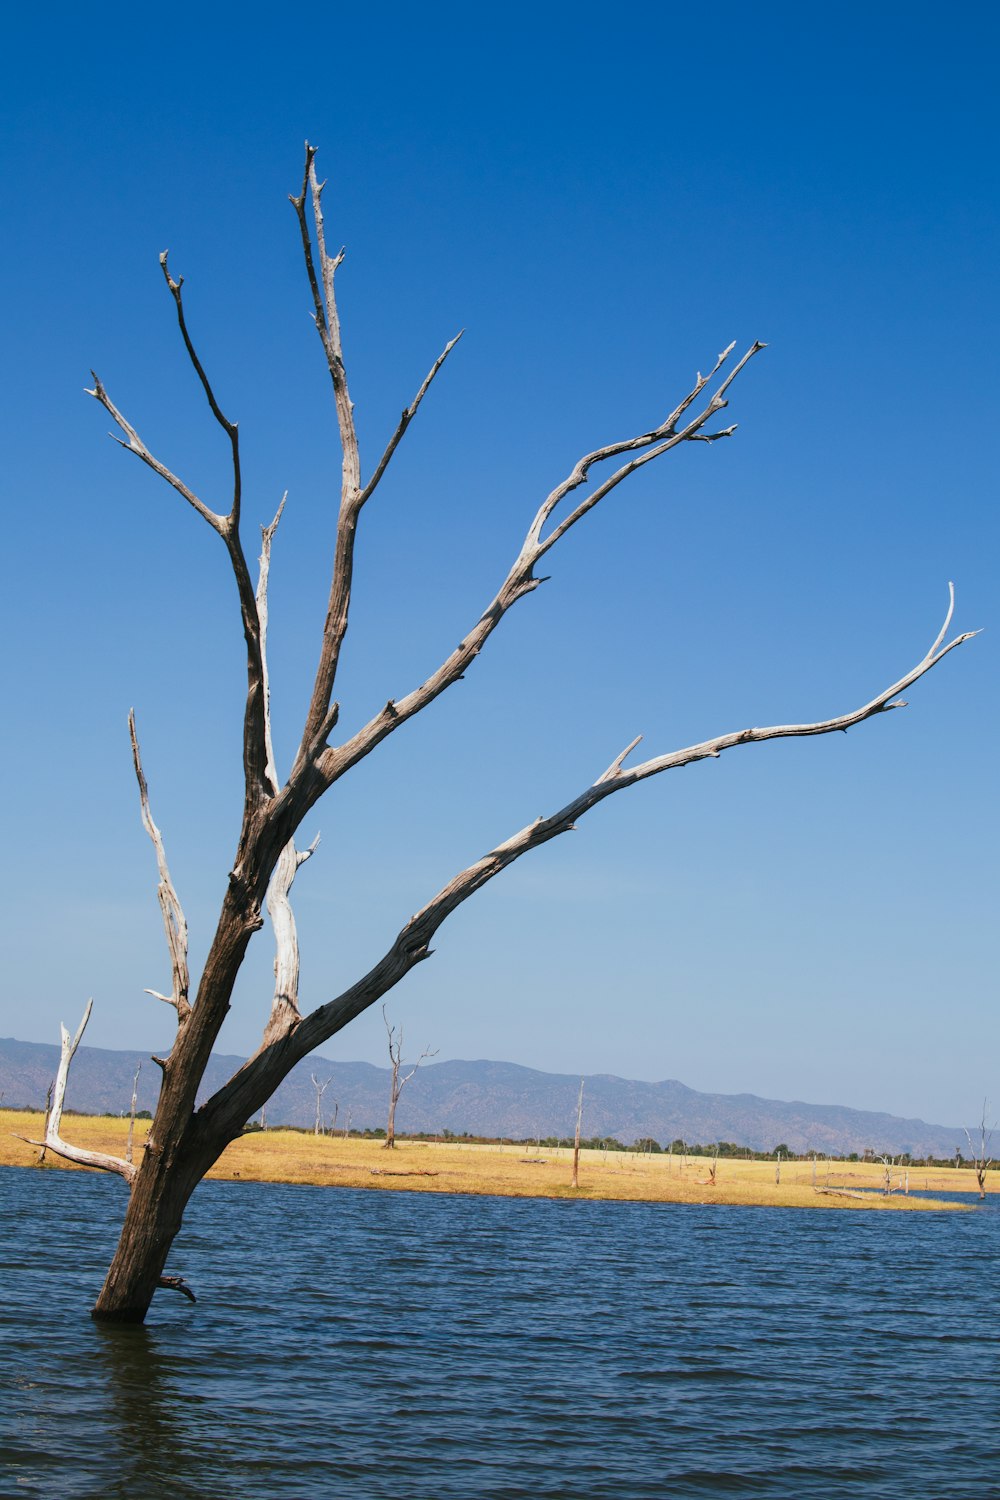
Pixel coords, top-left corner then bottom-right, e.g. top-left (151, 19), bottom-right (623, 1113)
top-left (0, 1036), bottom-right (967, 1157)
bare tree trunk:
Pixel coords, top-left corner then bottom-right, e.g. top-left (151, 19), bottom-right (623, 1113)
top-left (37, 1079), bottom-right (53, 1165)
top-left (965, 1103), bottom-right (994, 1201)
top-left (311, 1074), bottom-right (331, 1136)
top-left (382, 1007), bottom-right (436, 1149)
top-left (571, 1078), bottom-right (584, 1189)
top-left (91, 1141), bottom-right (218, 1321)
top-left (126, 1062), bottom-right (141, 1166)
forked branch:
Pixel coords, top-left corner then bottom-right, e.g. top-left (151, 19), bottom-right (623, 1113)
top-left (202, 587), bottom-right (977, 1138)
top-left (308, 337), bottom-right (765, 796)
top-left (14, 1001), bottom-right (136, 1184)
top-left (290, 144), bottom-right (463, 763)
top-left (311, 587), bottom-right (978, 1028)
top-left (86, 373), bottom-right (226, 534)
top-left (89, 266), bottom-right (269, 816)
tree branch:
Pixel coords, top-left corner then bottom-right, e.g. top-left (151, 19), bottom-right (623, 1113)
top-left (86, 373), bottom-right (226, 534)
top-left (14, 1002), bottom-right (137, 1184)
top-left (359, 332), bottom-right (464, 508)
top-left (89, 263), bottom-right (271, 818)
top-left (289, 147), bottom-right (464, 769)
top-left (256, 500), bottom-right (318, 1048)
top-left (199, 588), bottom-right (977, 1138)
top-left (306, 341), bottom-right (764, 796)
top-left (129, 711), bottom-right (191, 1023)
top-left (158, 251), bottom-right (242, 526)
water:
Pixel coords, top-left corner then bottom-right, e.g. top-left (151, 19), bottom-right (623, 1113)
top-left (2, 1167), bottom-right (997, 1498)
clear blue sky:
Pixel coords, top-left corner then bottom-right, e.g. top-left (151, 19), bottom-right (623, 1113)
top-left (1, 3), bottom-right (995, 1127)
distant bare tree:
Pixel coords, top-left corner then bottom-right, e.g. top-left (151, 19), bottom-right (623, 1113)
top-left (383, 1007), bottom-right (437, 1149)
top-left (571, 1078), bottom-right (585, 1189)
top-left (125, 1062), bottom-right (142, 1166)
top-left (310, 1073), bottom-right (332, 1136)
top-left (879, 1154), bottom-right (904, 1195)
top-left (964, 1102), bottom-right (994, 1201)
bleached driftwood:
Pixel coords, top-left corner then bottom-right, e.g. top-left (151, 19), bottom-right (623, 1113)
top-left (15, 1001), bottom-right (136, 1184)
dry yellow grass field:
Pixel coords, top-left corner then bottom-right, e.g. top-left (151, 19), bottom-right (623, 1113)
top-left (3, 1111), bottom-right (985, 1210)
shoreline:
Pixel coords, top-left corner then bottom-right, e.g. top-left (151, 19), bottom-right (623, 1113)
top-left (3, 1112), bottom-right (983, 1211)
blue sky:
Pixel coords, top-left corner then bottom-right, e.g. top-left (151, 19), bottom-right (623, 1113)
top-left (1, 4), bottom-right (995, 1127)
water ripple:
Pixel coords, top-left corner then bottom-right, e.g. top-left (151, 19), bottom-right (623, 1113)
top-left (1, 1169), bottom-right (997, 1498)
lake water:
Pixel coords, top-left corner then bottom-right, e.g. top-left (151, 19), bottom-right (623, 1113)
top-left (2, 1167), bottom-right (997, 1498)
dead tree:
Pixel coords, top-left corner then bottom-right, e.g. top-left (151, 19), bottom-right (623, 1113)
top-left (126, 1062), bottom-right (142, 1166)
top-left (33, 143), bottom-right (978, 1324)
top-left (964, 1103), bottom-right (994, 1201)
top-left (37, 1080), bottom-right (54, 1165)
top-left (310, 1073), bottom-right (331, 1136)
top-left (571, 1078), bottom-right (585, 1189)
top-left (383, 1007), bottom-right (437, 1149)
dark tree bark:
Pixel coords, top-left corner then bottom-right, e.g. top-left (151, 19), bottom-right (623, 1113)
top-left (36, 144), bottom-right (977, 1323)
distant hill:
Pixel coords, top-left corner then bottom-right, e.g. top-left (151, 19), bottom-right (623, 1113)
top-left (0, 1036), bottom-right (965, 1158)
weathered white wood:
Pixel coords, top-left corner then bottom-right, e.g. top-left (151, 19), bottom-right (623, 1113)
top-left (256, 500), bottom-right (318, 1048)
top-left (129, 711), bottom-right (190, 1021)
top-left (964, 1102), bottom-right (994, 1200)
top-left (310, 1074), bottom-right (331, 1135)
top-left (15, 1002), bottom-right (136, 1183)
top-left (126, 1061), bottom-right (141, 1166)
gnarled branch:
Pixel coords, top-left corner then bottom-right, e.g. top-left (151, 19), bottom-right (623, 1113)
top-left (90, 264), bottom-right (270, 820)
top-left (15, 1001), bottom-right (136, 1184)
top-left (307, 338), bottom-right (764, 799)
top-left (200, 586), bottom-right (977, 1140)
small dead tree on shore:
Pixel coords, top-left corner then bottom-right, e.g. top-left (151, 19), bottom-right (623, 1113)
top-left (27, 143), bottom-right (978, 1324)
top-left (125, 1062), bottom-right (142, 1166)
top-left (571, 1078), bottom-right (585, 1189)
top-left (37, 1080), bottom-right (54, 1165)
top-left (383, 1008), bottom-right (436, 1149)
top-left (964, 1103), bottom-right (994, 1201)
top-left (310, 1073), bottom-right (331, 1136)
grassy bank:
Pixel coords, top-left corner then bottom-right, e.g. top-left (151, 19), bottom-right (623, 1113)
top-left (3, 1111), bottom-right (985, 1210)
